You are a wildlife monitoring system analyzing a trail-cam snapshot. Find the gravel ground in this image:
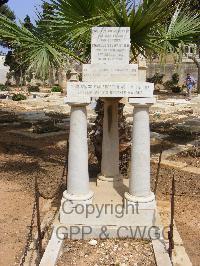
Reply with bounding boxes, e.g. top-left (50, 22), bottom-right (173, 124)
top-left (168, 146), bottom-right (200, 168)
top-left (57, 239), bottom-right (156, 266)
top-left (151, 164), bottom-right (200, 266)
top-left (0, 126), bottom-right (67, 266)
